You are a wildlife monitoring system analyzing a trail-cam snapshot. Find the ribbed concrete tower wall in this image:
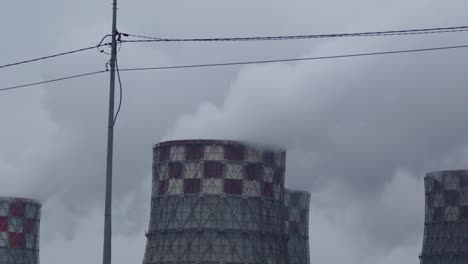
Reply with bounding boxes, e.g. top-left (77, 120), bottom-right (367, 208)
top-left (0, 197), bottom-right (41, 264)
top-left (420, 170), bottom-right (468, 264)
top-left (284, 189), bottom-right (310, 264)
top-left (143, 140), bottom-right (288, 264)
